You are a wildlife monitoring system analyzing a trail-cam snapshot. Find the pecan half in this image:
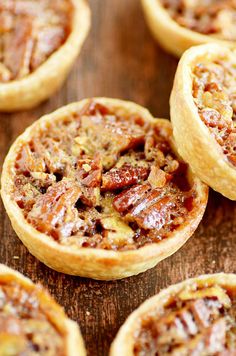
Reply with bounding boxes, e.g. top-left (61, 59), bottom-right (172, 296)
top-left (130, 196), bottom-right (174, 230)
top-left (113, 184), bottom-right (151, 214)
top-left (28, 179), bottom-right (81, 238)
top-left (102, 164), bottom-right (149, 191)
